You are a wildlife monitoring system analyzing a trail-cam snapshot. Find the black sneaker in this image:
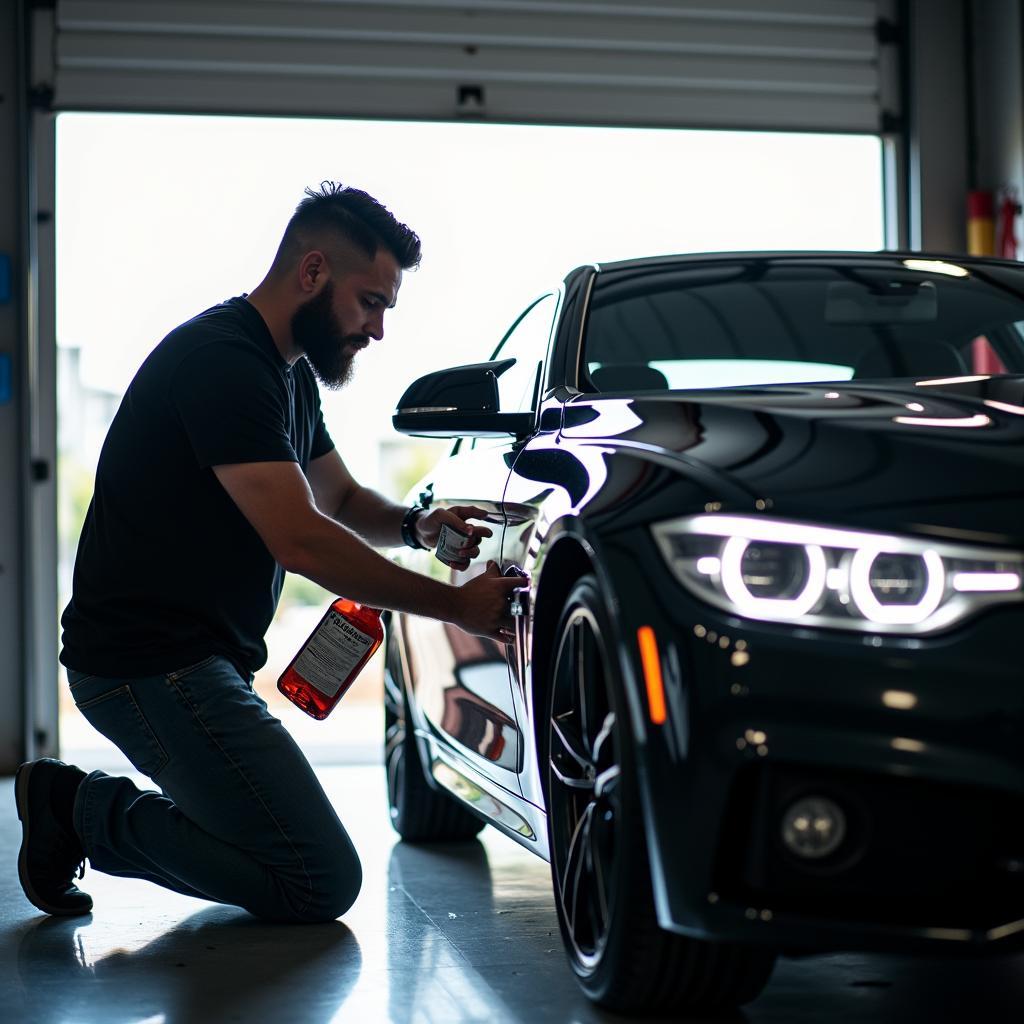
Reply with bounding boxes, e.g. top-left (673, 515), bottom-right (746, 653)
top-left (16, 759), bottom-right (92, 916)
